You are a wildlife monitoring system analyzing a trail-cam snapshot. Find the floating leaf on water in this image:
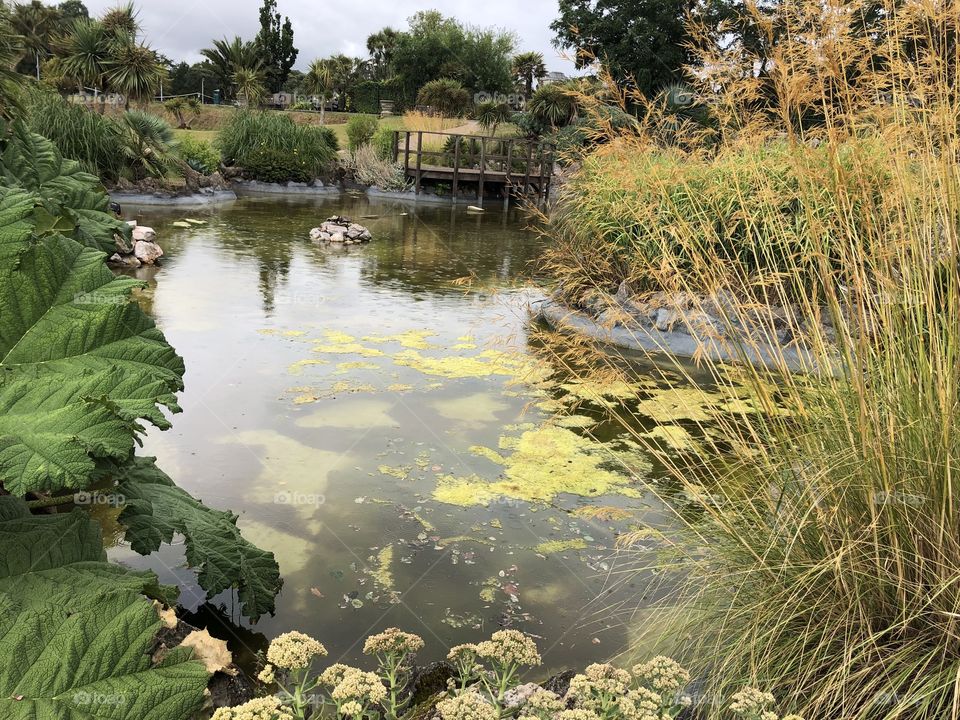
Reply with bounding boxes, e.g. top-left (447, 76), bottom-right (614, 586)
top-left (172, 220), bottom-right (192, 228)
top-left (351, 598), bottom-right (364, 608)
